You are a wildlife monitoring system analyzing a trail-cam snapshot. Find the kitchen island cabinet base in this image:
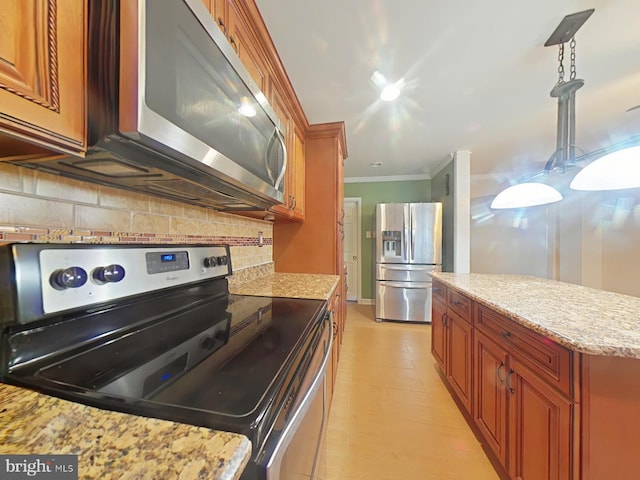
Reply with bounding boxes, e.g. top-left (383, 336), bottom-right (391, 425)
top-left (581, 354), bottom-right (640, 480)
top-left (433, 364), bottom-right (511, 480)
top-left (432, 273), bottom-right (640, 480)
